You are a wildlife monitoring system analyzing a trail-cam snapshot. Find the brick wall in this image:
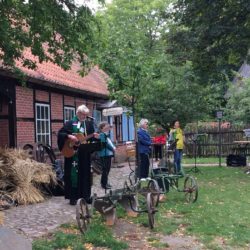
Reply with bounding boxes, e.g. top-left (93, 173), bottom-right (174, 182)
top-left (51, 123), bottom-right (62, 149)
top-left (64, 95), bottom-right (75, 106)
top-left (16, 86), bottom-right (34, 118)
top-left (75, 98), bottom-right (85, 111)
top-left (16, 121), bottom-right (35, 145)
top-left (15, 86), bottom-right (34, 146)
top-left (51, 93), bottom-right (63, 120)
top-left (14, 85), bottom-right (106, 151)
top-left (35, 90), bottom-right (49, 102)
